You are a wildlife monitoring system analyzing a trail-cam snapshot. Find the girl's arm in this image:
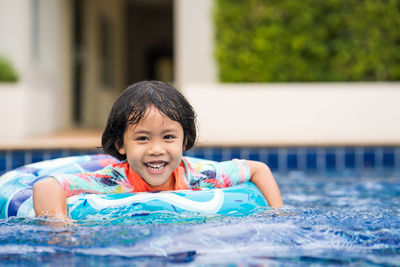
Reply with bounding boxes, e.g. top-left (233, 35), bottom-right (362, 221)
top-left (247, 160), bottom-right (283, 208)
top-left (33, 177), bottom-right (69, 220)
